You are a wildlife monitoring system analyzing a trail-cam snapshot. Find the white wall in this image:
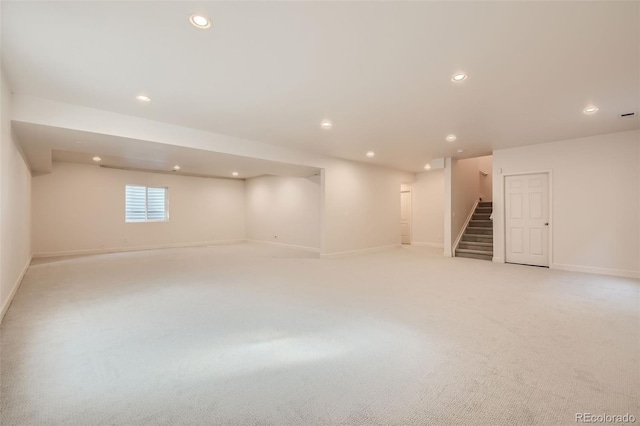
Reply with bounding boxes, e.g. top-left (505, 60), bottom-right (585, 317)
top-left (32, 162), bottom-right (245, 256)
top-left (245, 174), bottom-right (321, 250)
top-left (321, 160), bottom-right (414, 256)
top-left (478, 155), bottom-right (493, 201)
top-left (493, 130), bottom-right (640, 278)
top-left (1, 68), bottom-right (32, 321)
top-left (451, 157), bottom-right (481, 248)
top-left (411, 170), bottom-right (445, 247)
